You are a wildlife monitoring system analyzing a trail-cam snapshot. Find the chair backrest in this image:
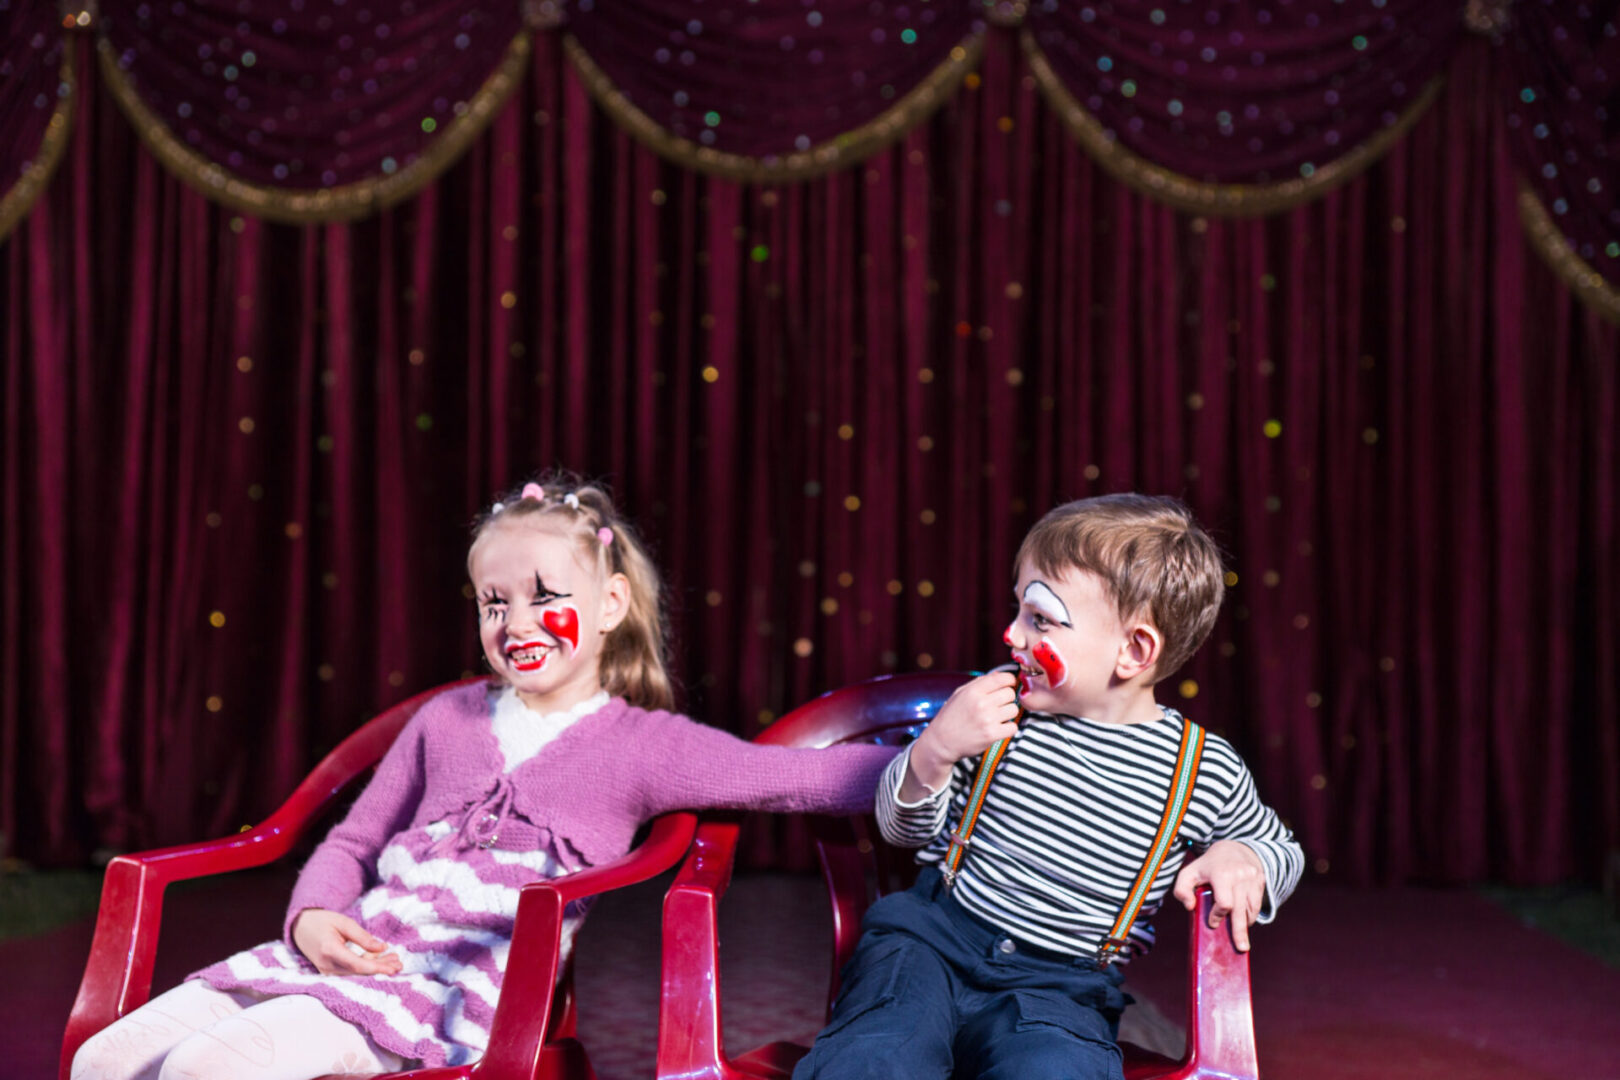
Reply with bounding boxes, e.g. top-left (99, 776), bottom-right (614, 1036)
top-left (757, 671), bottom-right (970, 999)
top-left (658, 672), bottom-right (1257, 1080)
top-left (753, 671), bottom-right (968, 751)
top-left (271, 676), bottom-right (492, 838)
top-left (60, 677), bottom-right (502, 1077)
